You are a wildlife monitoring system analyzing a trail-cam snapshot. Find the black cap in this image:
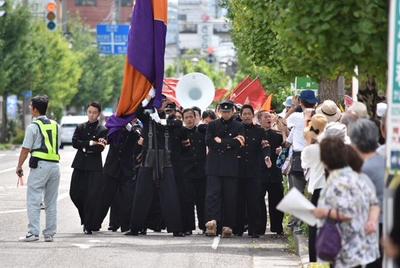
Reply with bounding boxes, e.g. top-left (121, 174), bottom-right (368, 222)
top-left (165, 102), bottom-right (177, 110)
top-left (219, 100), bottom-right (235, 112)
